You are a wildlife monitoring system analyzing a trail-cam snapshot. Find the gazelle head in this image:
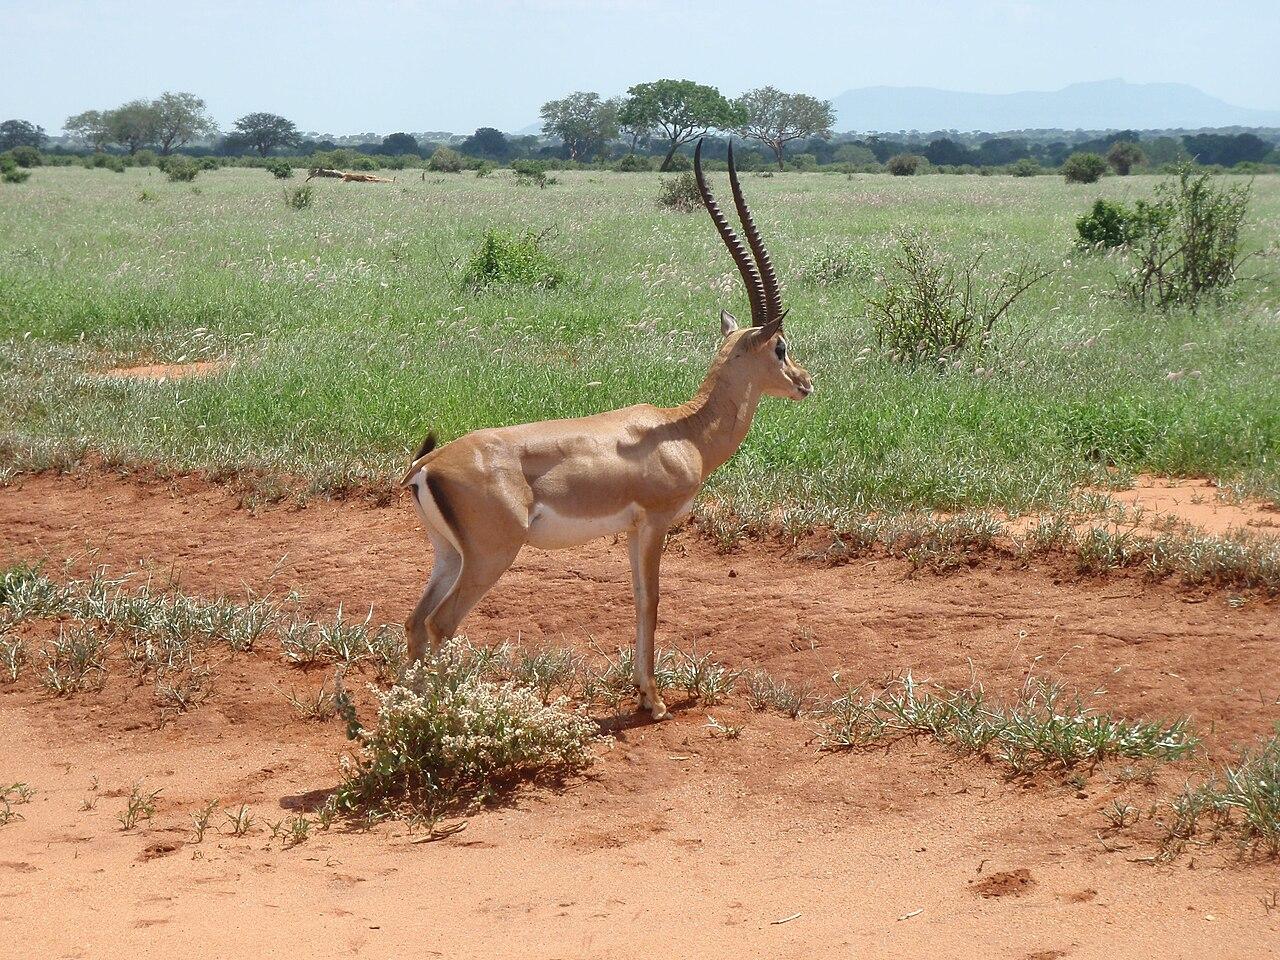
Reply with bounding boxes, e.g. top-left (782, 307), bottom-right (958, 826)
top-left (695, 139), bottom-right (813, 402)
